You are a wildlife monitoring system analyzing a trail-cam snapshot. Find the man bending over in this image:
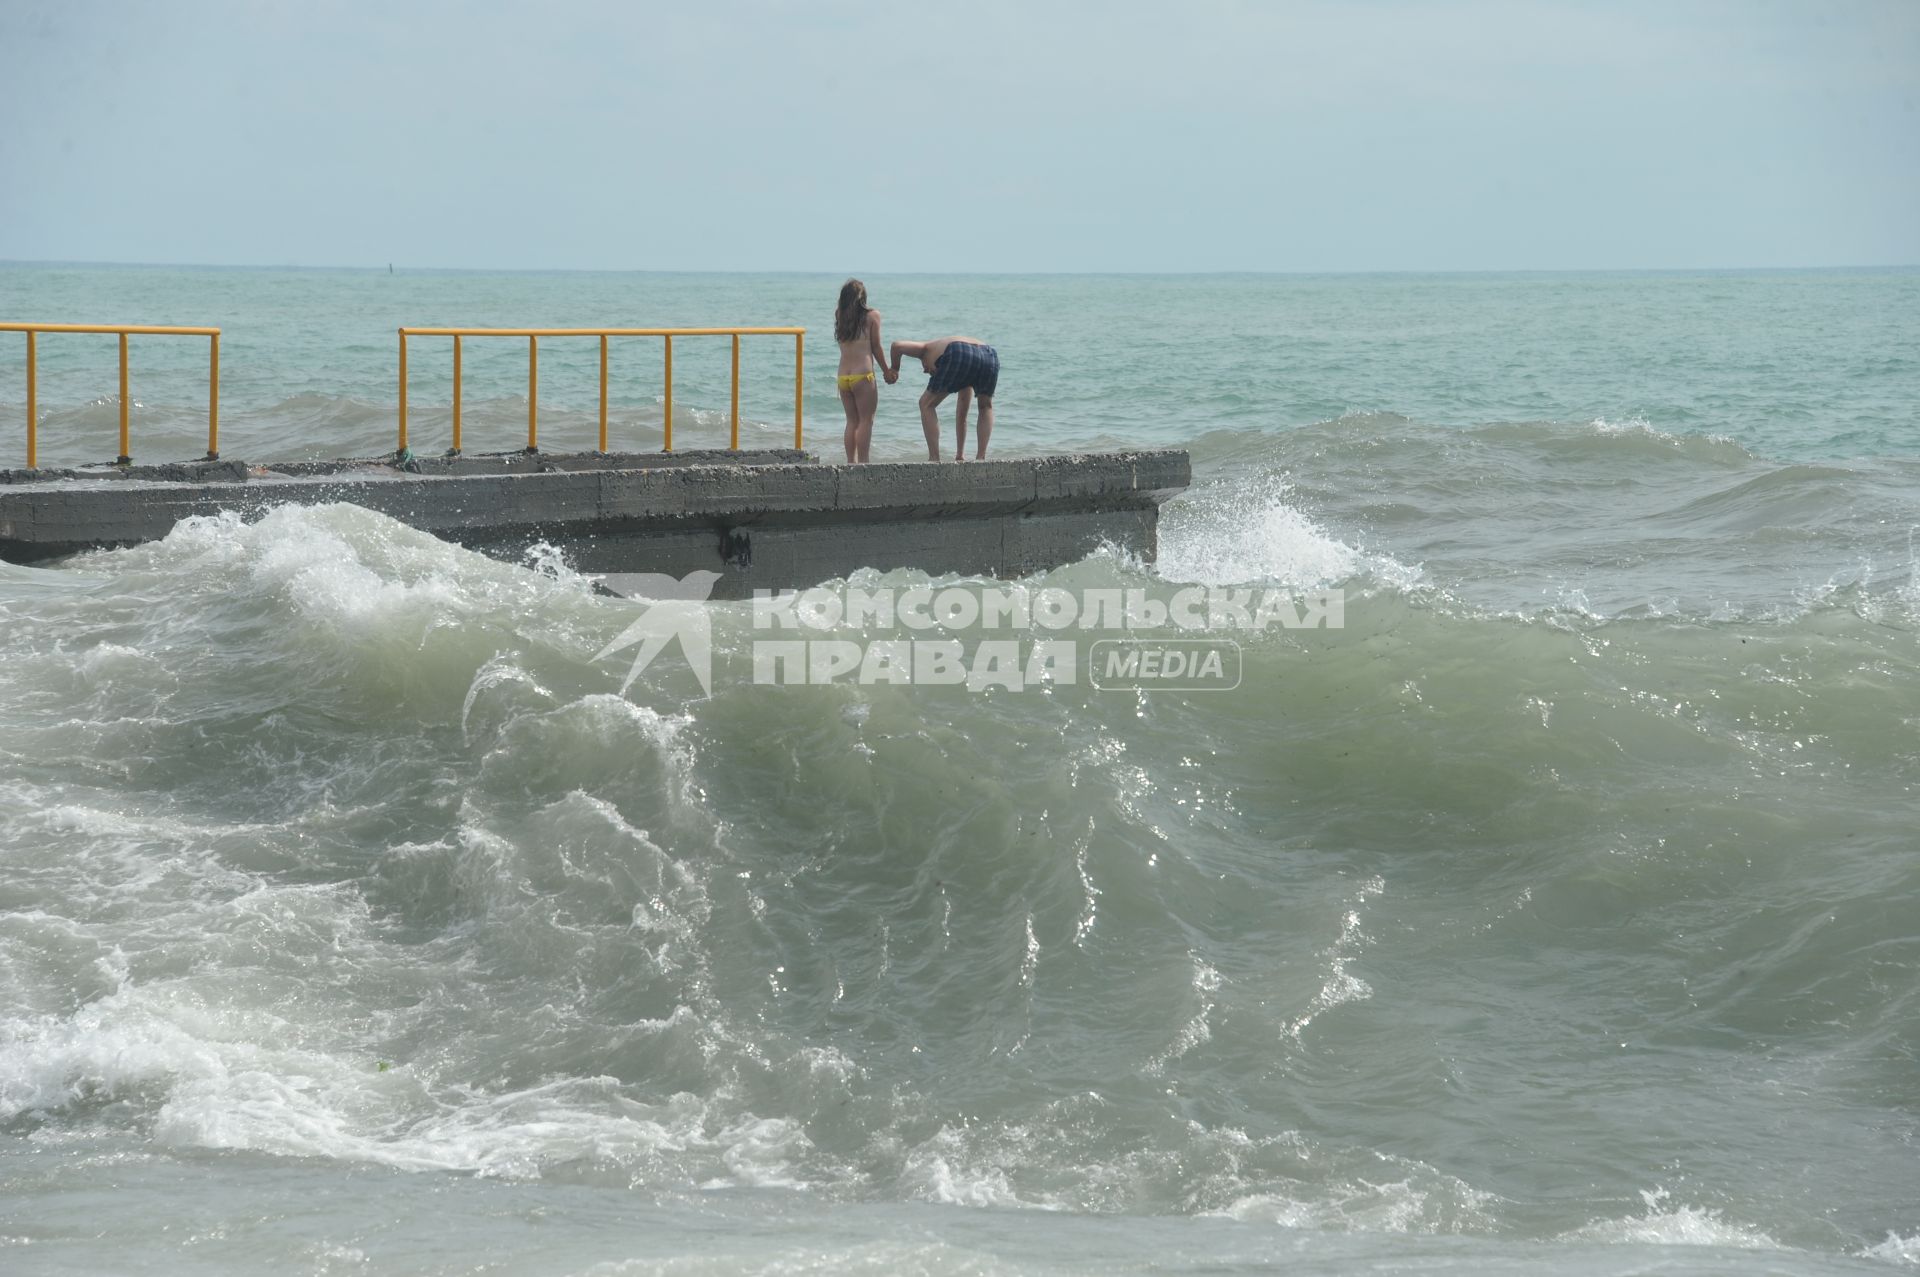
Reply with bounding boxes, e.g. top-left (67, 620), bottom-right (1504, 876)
top-left (886, 336), bottom-right (1000, 461)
